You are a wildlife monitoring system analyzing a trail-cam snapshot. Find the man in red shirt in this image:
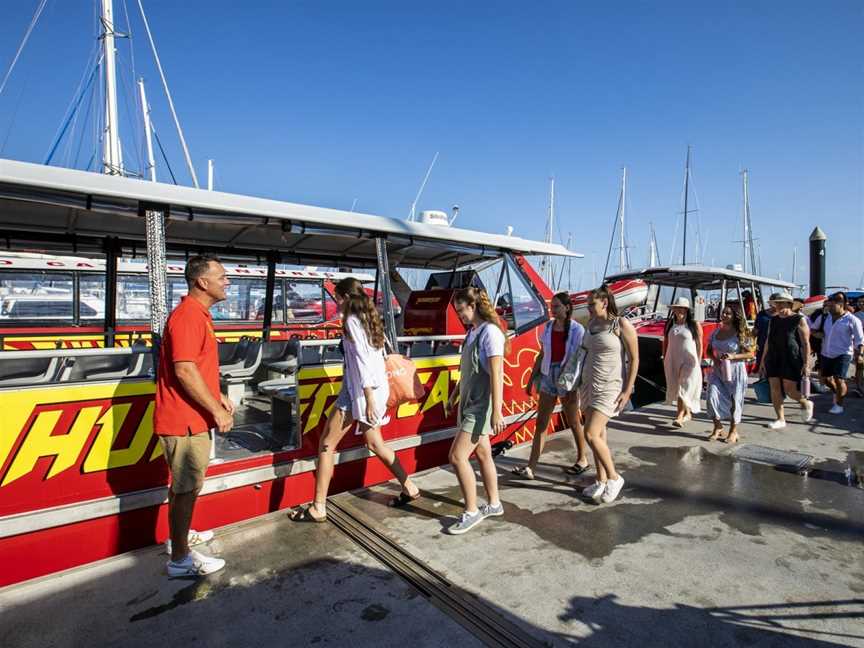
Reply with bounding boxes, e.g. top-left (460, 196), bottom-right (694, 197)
top-left (155, 254), bottom-right (234, 577)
